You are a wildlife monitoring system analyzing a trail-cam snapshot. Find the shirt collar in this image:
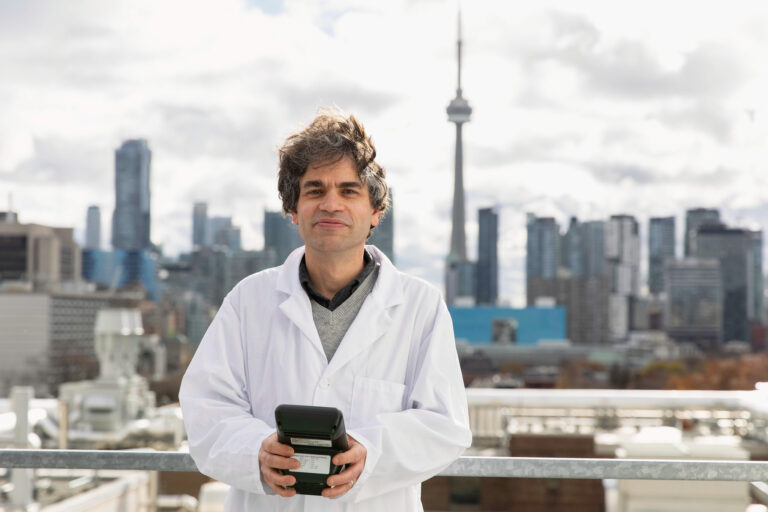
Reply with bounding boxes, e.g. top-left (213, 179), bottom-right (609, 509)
top-left (299, 249), bottom-right (375, 311)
